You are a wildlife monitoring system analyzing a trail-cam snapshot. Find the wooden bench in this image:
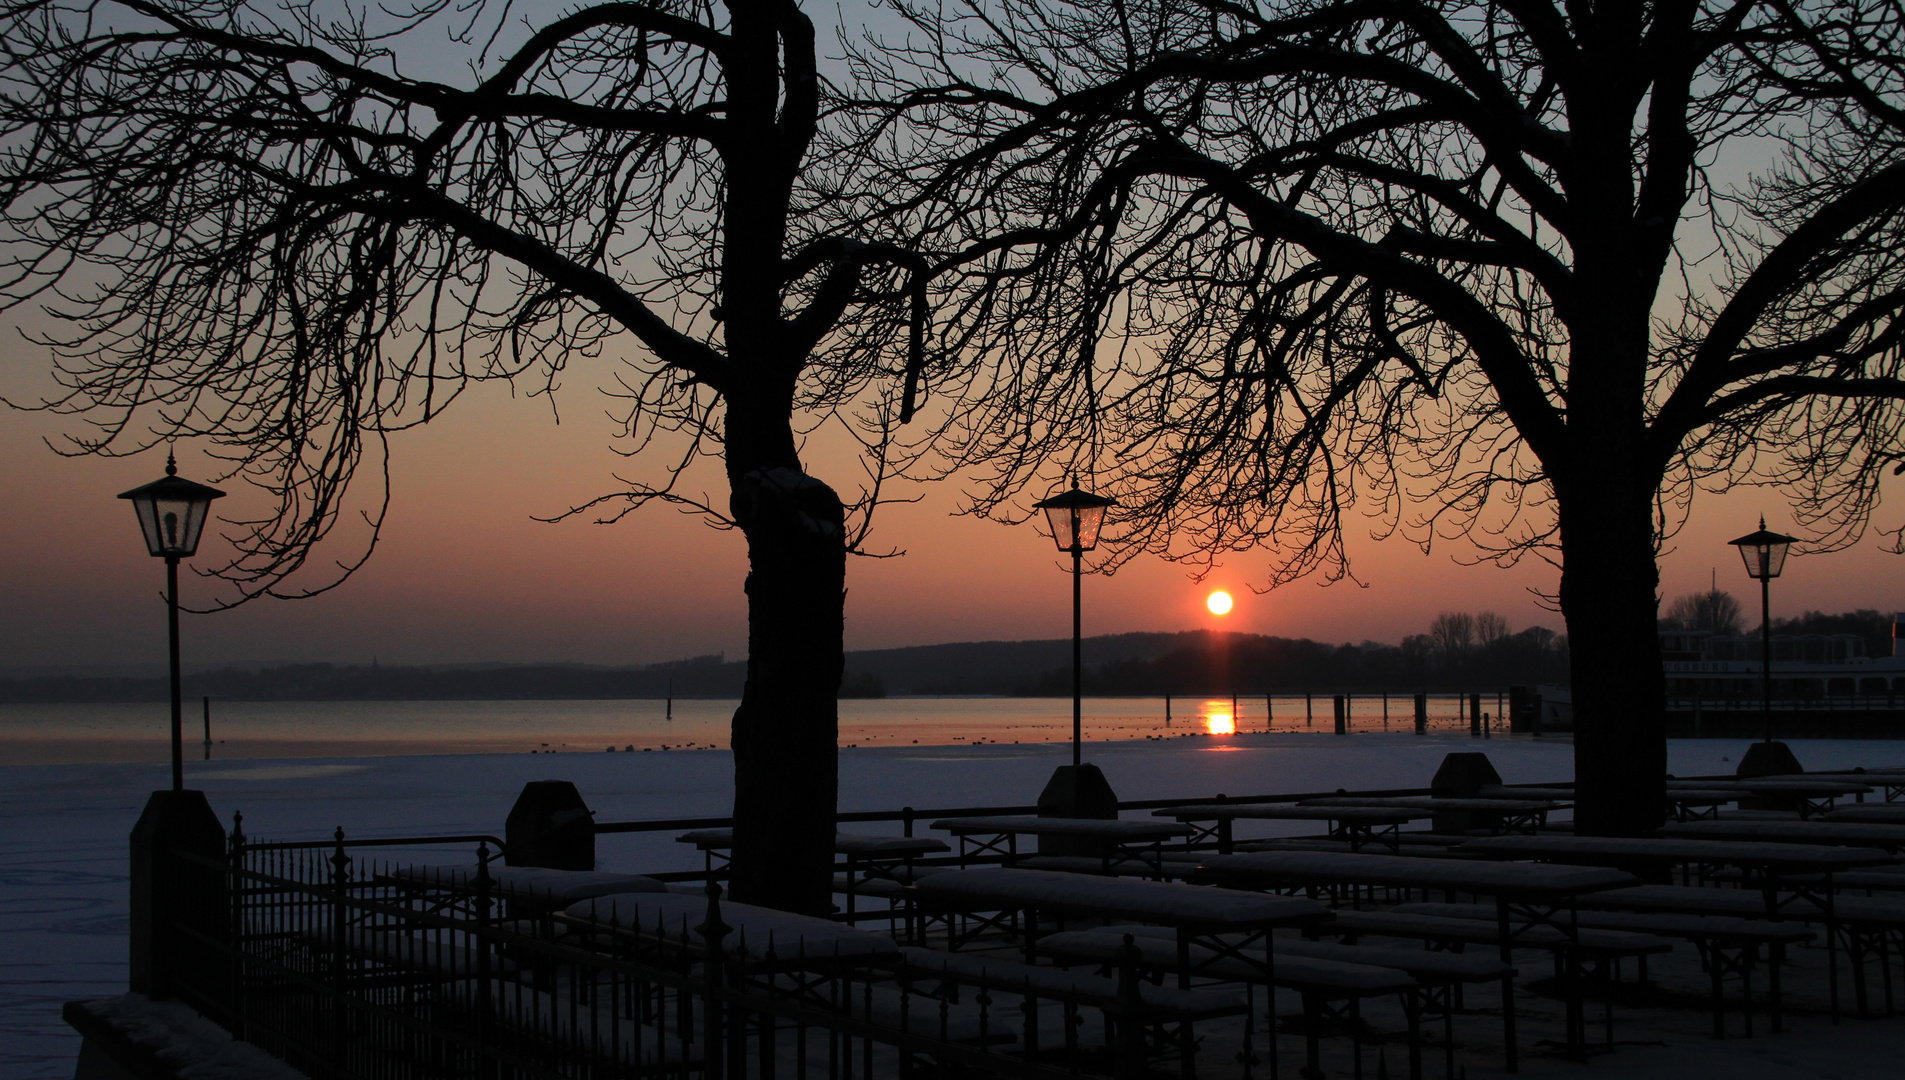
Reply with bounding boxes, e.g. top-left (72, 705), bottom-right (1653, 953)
top-left (1572, 884), bottom-right (1905, 1017)
top-left (1036, 926), bottom-right (1423, 1080)
top-left (898, 944), bottom-right (1247, 1078)
top-left (1110, 925), bottom-right (1514, 1080)
top-left (1393, 900), bottom-right (1815, 1036)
